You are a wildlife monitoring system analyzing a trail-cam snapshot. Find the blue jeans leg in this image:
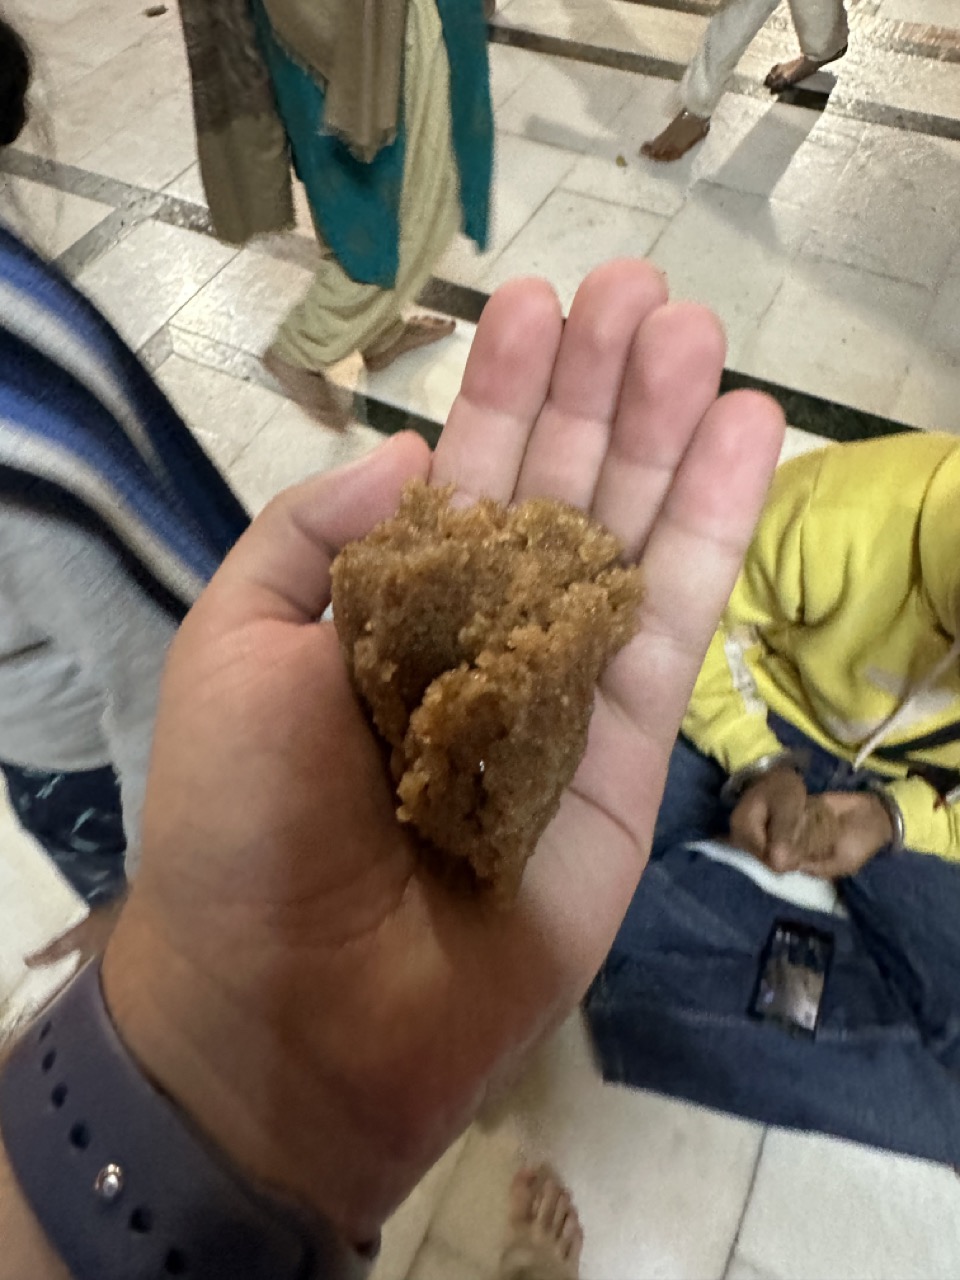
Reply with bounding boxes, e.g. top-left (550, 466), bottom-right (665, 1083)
top-left (1, 762), bottom-right (127, 907)
top-left (651, 734), bottom-right (728, 860)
